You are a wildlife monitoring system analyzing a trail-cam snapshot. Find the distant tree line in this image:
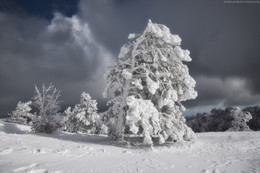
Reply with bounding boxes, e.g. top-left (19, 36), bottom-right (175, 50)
top-left (186, 106), bottom-right (260, 132)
